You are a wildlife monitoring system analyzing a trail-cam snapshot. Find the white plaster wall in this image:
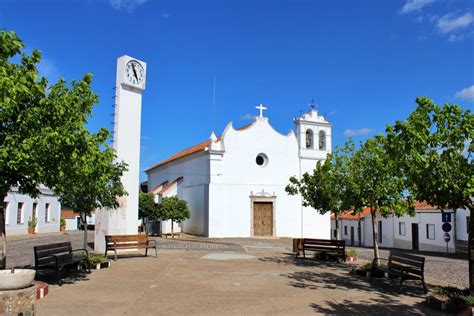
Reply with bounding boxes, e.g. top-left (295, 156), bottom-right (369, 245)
top-left (147, 153), bottom-right (209, 236)
top-left (336, 219), bottom-right (364, 246)
top-left (456, 208), bottom-right (469, 241)
top-left (4, 187), bottom-right (60, 236)
top-left (363, 216), bottom-right (394, 249)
